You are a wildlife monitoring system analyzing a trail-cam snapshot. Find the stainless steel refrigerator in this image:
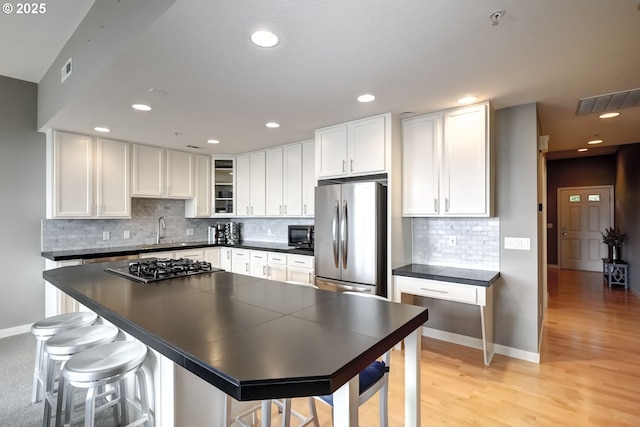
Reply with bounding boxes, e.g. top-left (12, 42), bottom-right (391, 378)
top-left (314, 181), bottom-right (387, 295)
